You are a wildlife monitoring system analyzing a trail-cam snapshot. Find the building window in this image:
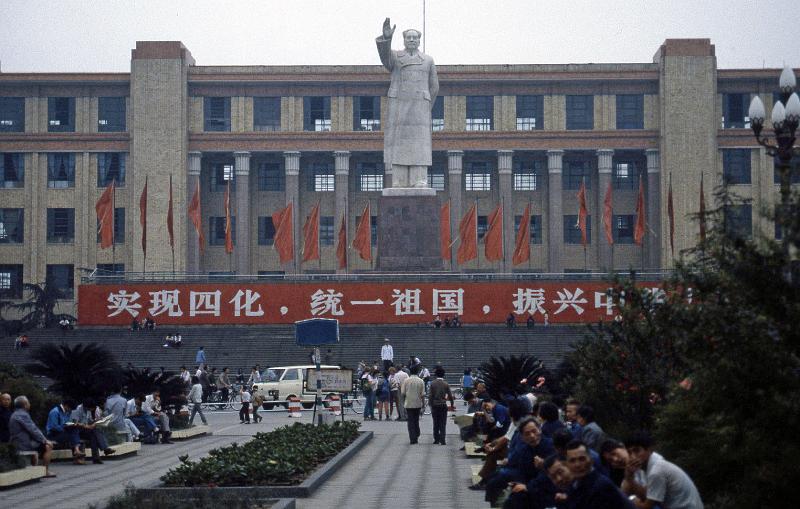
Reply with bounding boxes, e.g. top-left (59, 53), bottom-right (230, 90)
top-left (254, 97), bottom-right (281, 131)
top-left (477, 215), bottom-right (488, 240)
top-left (258, 216), bottom-right (276, 246)
top-left (613, 162), bottom-right (640, 190)
top-left (466, 96), bottom-right (493, 131)
top-left (303, 96), bottom-right (331, 131)
top-left (258, 162), bottom-right (284, 191)
top-left (724, 205), bottom-right (752, 239)
top-left (0, 153), bottom-right (24, 188)
top-left (354, 96), bottom-right (381, 131)
top-left (370, 216), bottom-right (378, 245)
top-left (516, 95), bottom-right (543, 130)
top-left (722, 149), bottom-right (751, 185)
top-left (722, 93), bottom-right (750, 129)
top-left (204, 97), bottom-right (231, 131)
top-left (616, 94), bottom-right (644, 129)
top-left (514, 215), bottom-right (543, 244)
top-left (513, 160), bottom-right (543, 191)
top-left (307, 162), bottom-right (334, 191)
top-left (96, 208), bottom-right (125, 244)
top-left (47, 208), bottom-right (75, 243)
top-left (564, 215), bottom-right (591, 244)
top-left (320, 216), bottom-right (334, 245)
top-left (209, 216), bottom-right (236, 245)
top-left (773, 155), bottom-right (800, 184)
top-left (98, 97), bottom-right (126, 132)
top-left (48, 97), bottom-right (75, 132)
top-left (431, 96), bottom-right (444, 131)
top-left (0, 97), bottom-right (25, 132)
top-left (563, 159), bottom-right (592, 190)
top-left (358, 162), bottom-right (384, 191)
top-left (97, 153), bottom-right (126, 187)
top-left (46, 264), bottom-right (74, 299)
top-left (0, 264), bottom-right (23, 299)
top-left (613, 215), bottom-right (635, 244)
top-left (96, 263), bottom-right (124, 274)
top-left (428, 164), bottom-right (445, 191)
top-left (465, 161), bottom-right (491, 191)
top-left (210, 163), bottom-right (235, 192)
top-left (566, 95), bottom-right (593, 130)
top-left (0, 209), bottom-right (24, 244)
top-left (47, 153), bottom-right (75, 188)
